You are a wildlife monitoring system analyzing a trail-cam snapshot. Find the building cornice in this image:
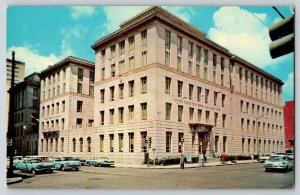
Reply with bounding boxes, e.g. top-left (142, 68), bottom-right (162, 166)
top-left (40, 56), bottom-right (94, 78)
